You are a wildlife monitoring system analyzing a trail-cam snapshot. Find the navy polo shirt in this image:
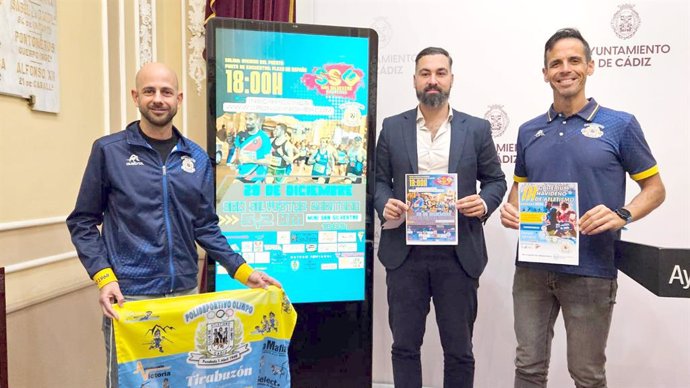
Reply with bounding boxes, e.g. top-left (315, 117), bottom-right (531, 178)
top-left (513, 98), bottom-right (659, 278)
